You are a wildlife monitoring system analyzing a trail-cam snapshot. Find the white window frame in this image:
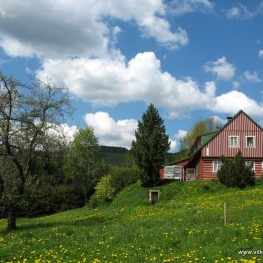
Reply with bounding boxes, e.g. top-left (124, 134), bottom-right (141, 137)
top-left (245, 161), bottom-right (255, 171)
top-left (213, 161), bottom-right (222, 172)
top-left (245, 136), bottom-right (256, 148)
top-left (229, 136), bottom-right (239, 148)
